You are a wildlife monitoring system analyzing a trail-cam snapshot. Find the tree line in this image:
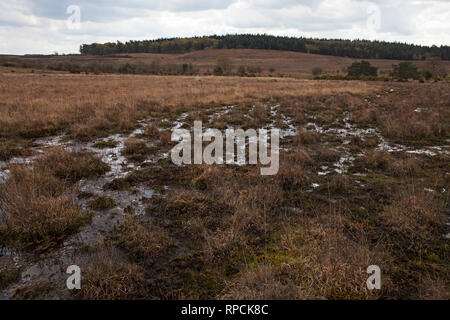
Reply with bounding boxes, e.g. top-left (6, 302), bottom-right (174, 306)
top-left (314, 59), bottom-right (447, 81)
top-left (80, 34), bottom-right (450, 61)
